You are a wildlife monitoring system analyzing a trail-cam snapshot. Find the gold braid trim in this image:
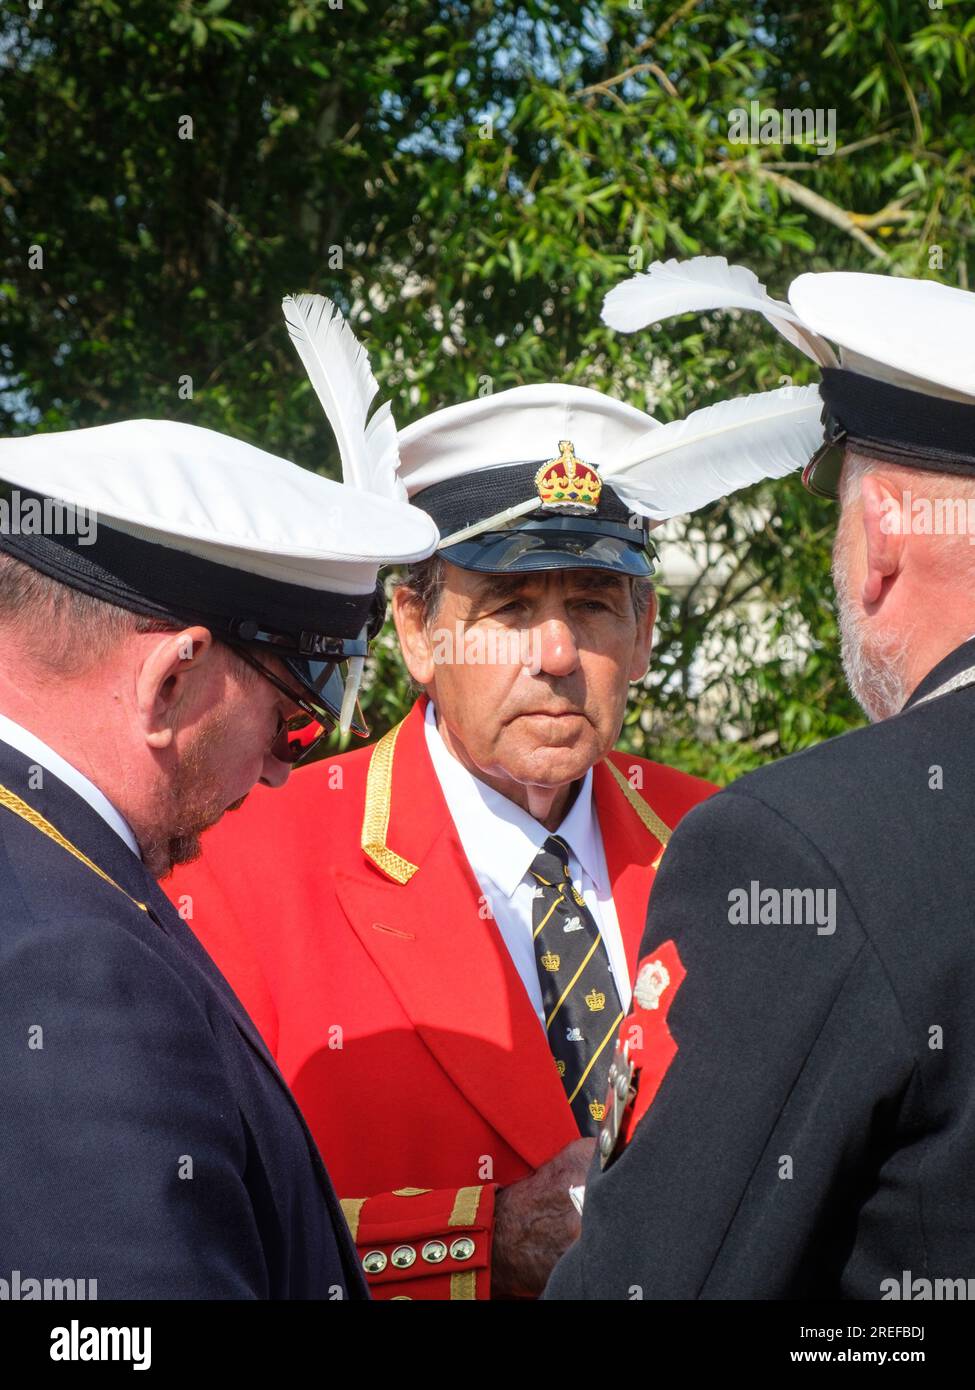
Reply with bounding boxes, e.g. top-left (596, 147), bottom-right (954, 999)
top-left (603, 759), bottom-right (672, 866)
top-left (361, 720), bottom-right (419, 885)
top-left (447, 1189), bottom-right (484, 1299)
top-left (448, 1185), bottom-right (483, 1227)
top-left (0, 783), bottom-right (149, 913)
top-left (339, 1197), bottom-right (367, 1242)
